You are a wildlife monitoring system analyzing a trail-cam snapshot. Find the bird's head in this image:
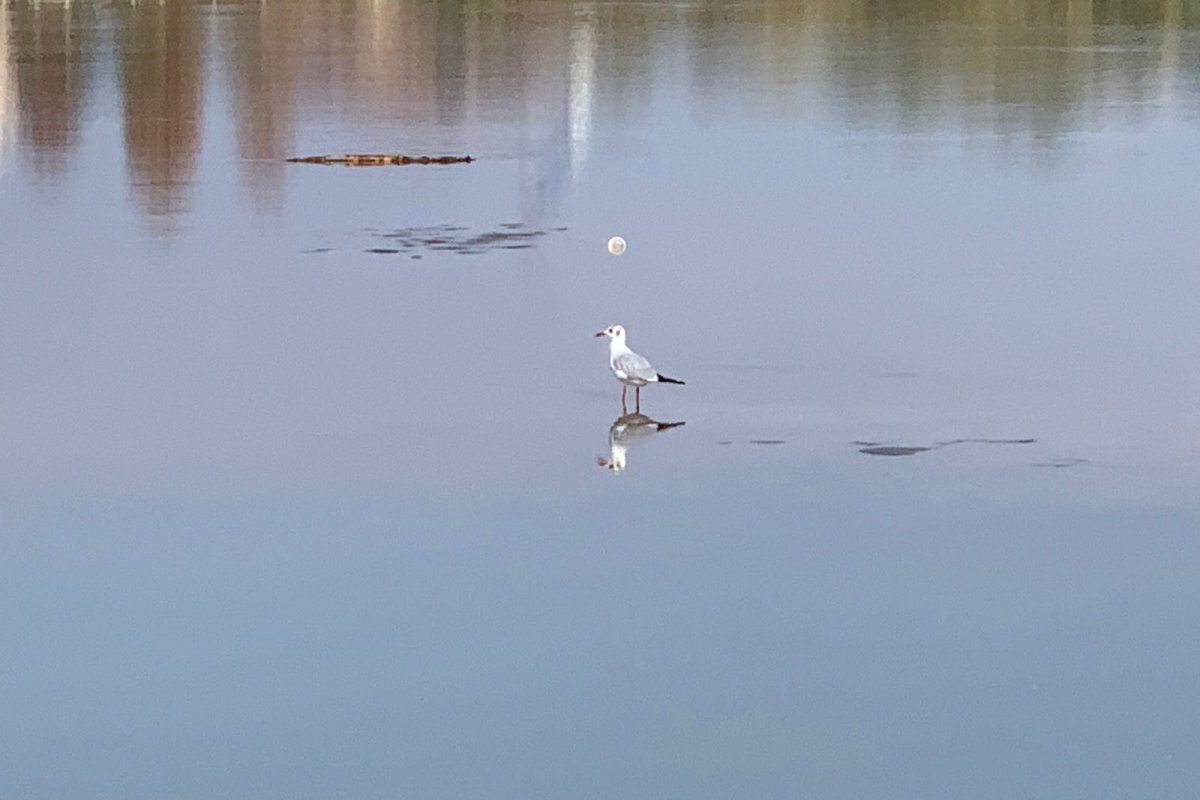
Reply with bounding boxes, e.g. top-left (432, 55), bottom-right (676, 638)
top-left (594, 324), bottom-right (626, 342)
